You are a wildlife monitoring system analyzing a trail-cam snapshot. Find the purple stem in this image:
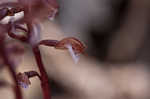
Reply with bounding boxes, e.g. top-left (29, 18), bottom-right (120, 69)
top-left (32, 46), bottom-right (51, 99)
top-left (0, 39), bottom-right (22, 99)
